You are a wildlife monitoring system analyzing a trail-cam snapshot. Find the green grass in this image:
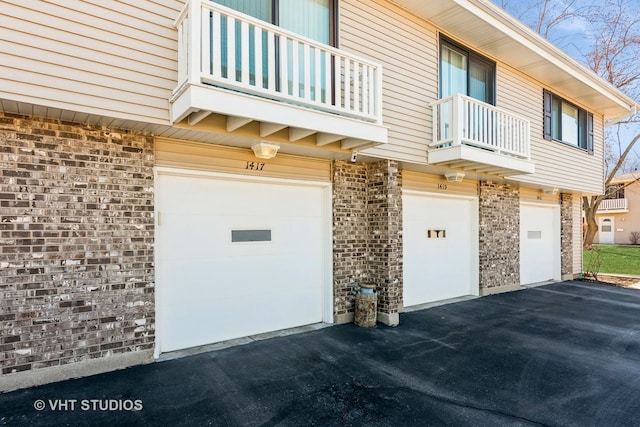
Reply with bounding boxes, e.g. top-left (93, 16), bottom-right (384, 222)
top-left (583, 245), bottom-right (640, 275)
